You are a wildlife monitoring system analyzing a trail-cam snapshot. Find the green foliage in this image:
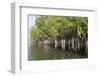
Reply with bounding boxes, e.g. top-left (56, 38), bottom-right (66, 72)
top-left (30, 16), bottom-right (88, 41)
